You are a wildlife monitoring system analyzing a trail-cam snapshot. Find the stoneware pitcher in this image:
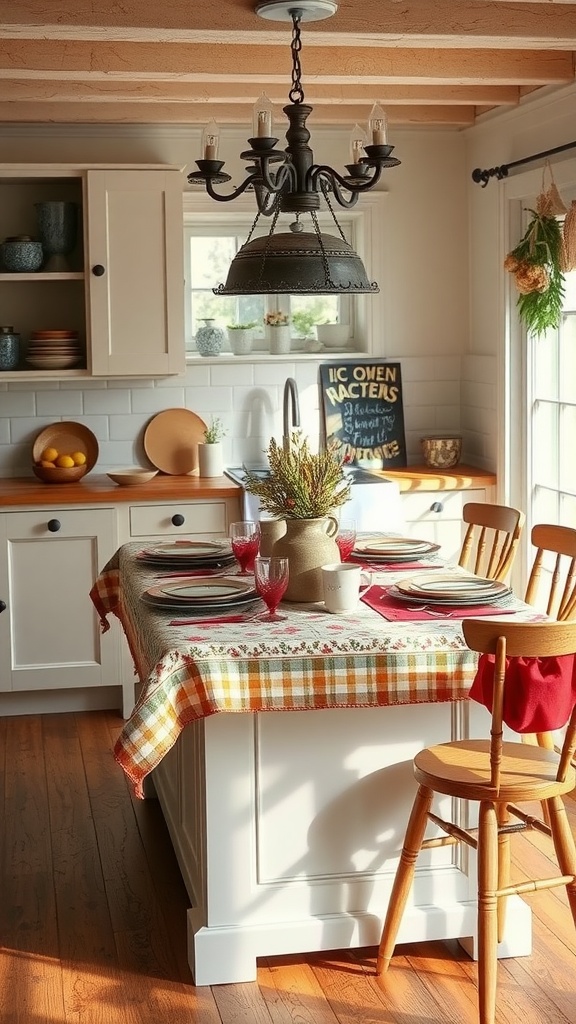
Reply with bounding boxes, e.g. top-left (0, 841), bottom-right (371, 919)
top-left (272, 516), bottom-right (339, 602)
